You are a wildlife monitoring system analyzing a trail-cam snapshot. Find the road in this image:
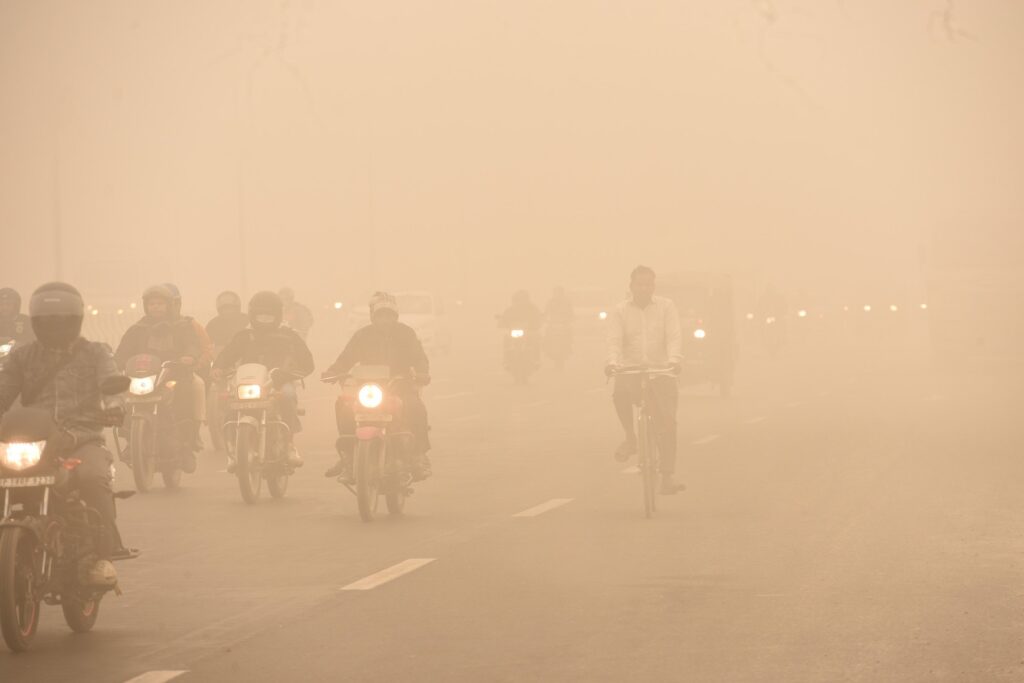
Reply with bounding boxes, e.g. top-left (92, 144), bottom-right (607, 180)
top-left (2, 334), bottom-right (1023, 682)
